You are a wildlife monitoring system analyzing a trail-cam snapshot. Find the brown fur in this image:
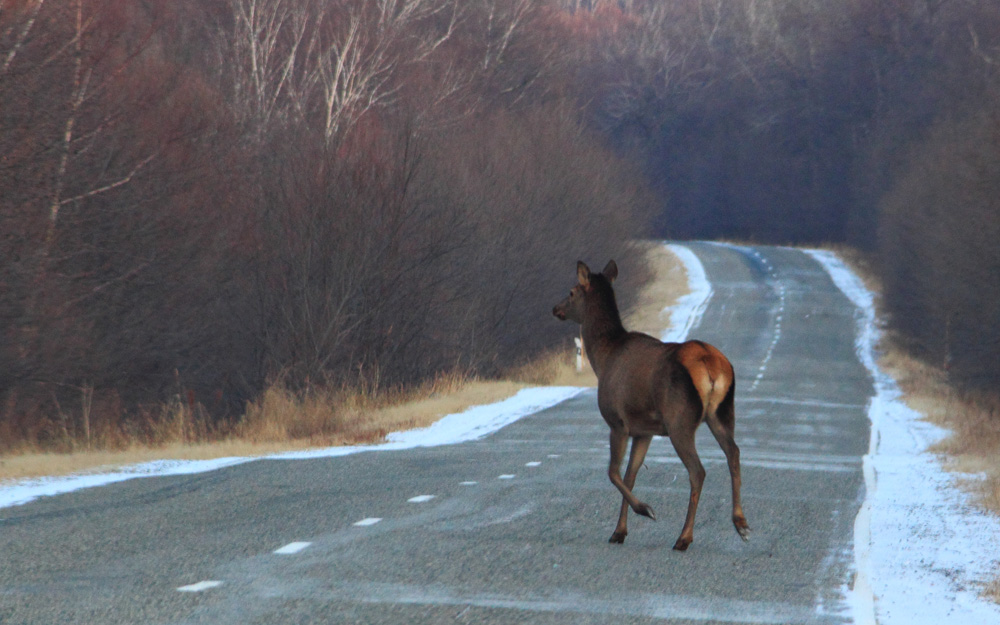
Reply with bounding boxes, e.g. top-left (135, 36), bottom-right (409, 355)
top-left (553, 260), bottom-right (749, 550)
